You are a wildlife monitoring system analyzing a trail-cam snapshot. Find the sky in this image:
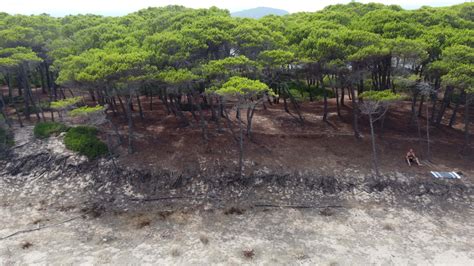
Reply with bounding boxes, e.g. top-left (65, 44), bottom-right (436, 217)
top-left (0, 0), bottom-right (468, 17)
